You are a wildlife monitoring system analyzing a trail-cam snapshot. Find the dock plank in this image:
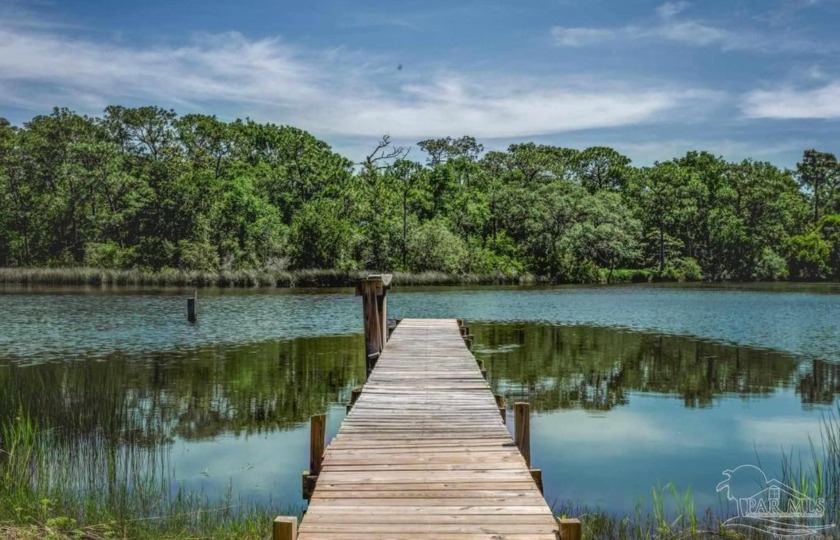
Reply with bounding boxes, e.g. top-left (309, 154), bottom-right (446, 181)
top-left (298, 318), bottom-right (559, 539)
